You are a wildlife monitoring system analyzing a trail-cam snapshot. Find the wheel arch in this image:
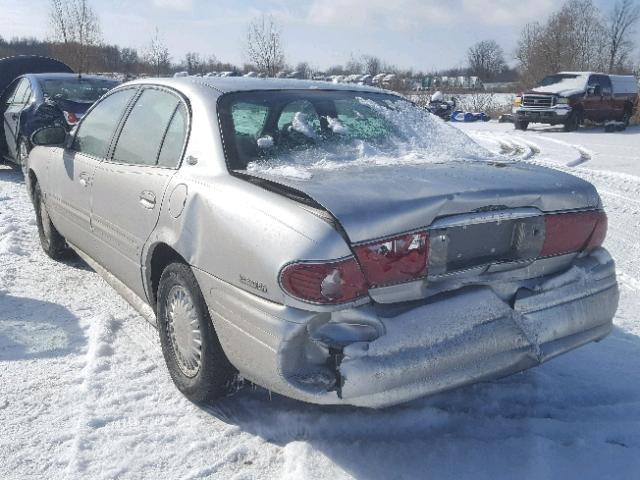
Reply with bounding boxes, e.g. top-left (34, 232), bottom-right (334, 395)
top-left (145, 242), bottom-right (189, 311)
